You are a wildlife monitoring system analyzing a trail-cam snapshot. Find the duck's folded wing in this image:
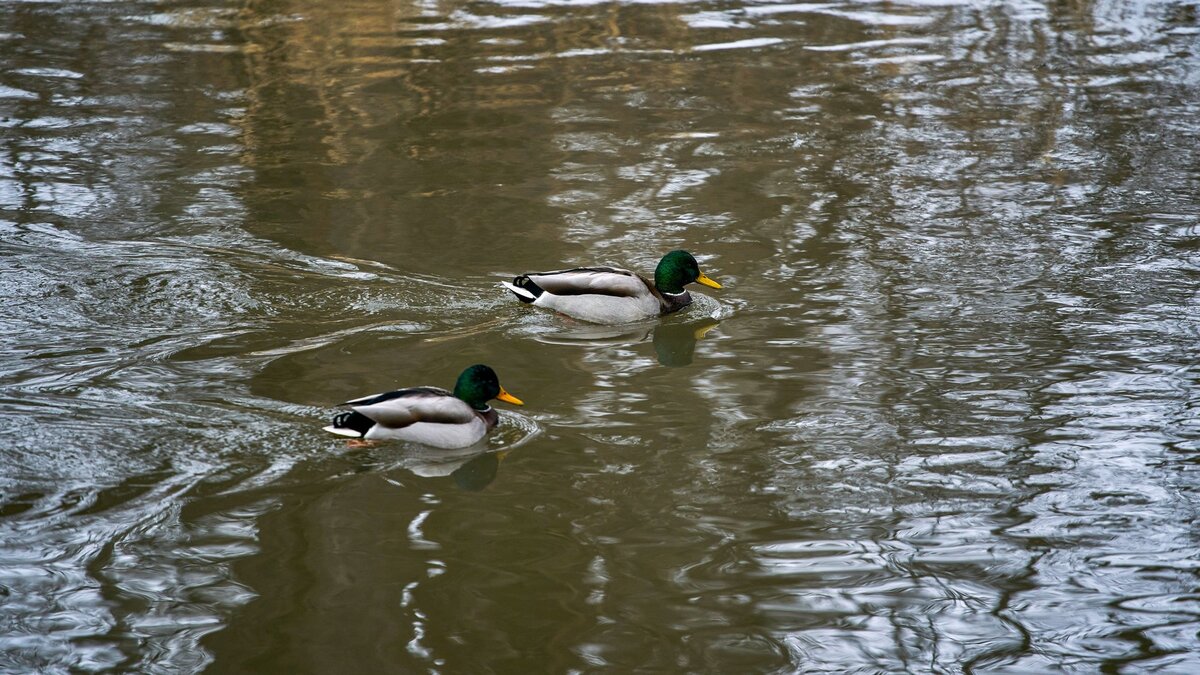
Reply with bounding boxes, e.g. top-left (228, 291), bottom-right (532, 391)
top-left (527, 267), bottom-right (650, 297)
top-left (346, 387), bottom-right (477, 427)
